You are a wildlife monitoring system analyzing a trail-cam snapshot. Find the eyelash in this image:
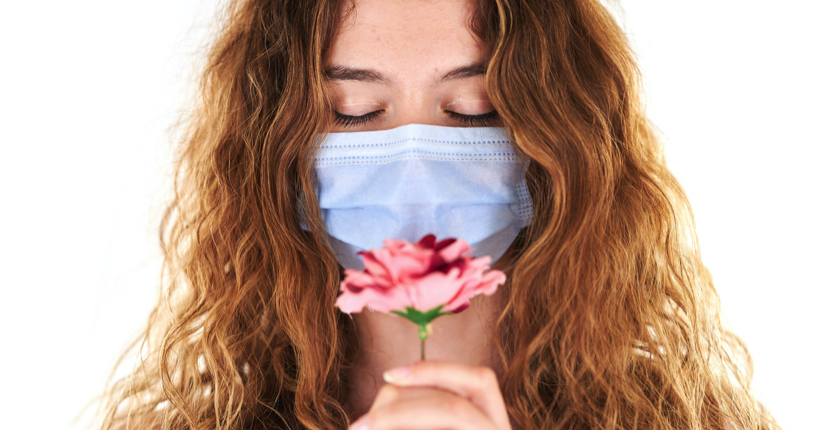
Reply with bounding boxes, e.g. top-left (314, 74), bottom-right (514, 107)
top-left (332, 109), bottom-right (499, 128)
